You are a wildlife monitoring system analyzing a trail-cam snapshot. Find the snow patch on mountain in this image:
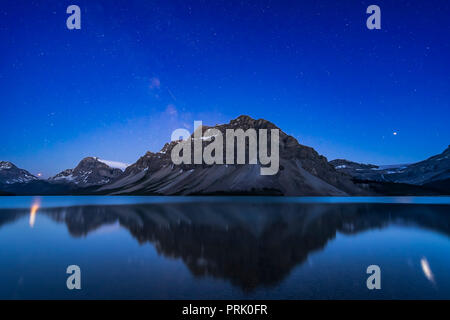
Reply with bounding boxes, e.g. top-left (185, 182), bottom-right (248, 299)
top-left (97, 159), bottom-right (129, 171)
